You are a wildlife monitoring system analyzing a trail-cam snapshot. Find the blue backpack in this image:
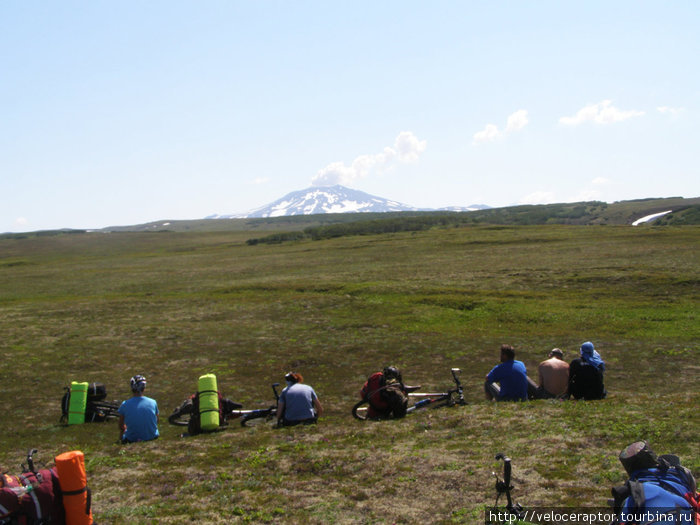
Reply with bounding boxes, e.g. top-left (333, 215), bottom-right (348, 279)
top-left (611, 458), bottom-right (699, 524)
